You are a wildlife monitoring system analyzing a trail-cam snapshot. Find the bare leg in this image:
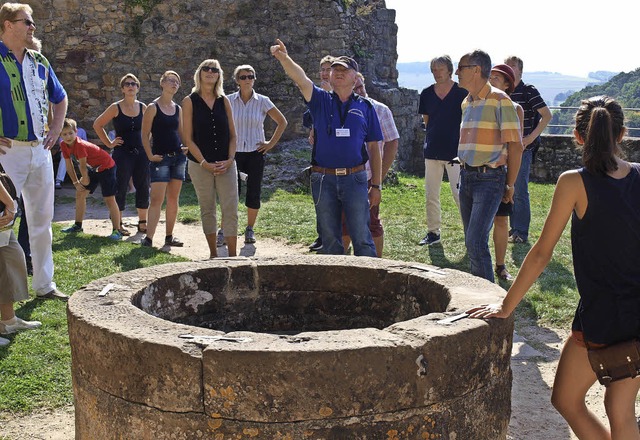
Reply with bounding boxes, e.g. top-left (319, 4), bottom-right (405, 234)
top-left (493, 216), bottom-right (508, 266)
top-left (164, 179), bottom-right (183, 237)
top-left (551, 337), bottom-right (611, 439)
top-left (605, 376), bottom-right (640, 439)
top-left (373, 234), bottom-right (383, 258)
top-left (226, 235), bottom-right (237, 257)
top-left (146, 182), bottom-right (168, 241)
top-left (104, 196), bottom-right (121, 232)
top-left (75, 190), bottom-right (88, 223)
top-left (205, 232), bottom-right (217, 258)
top-left (342, 235), bottom-right (351, 254)
top-left (0, 303), bottom-right (15, 321)
top-left (137, 208), bottom-right (148, 231)
top-left (247, 207), bottom-right (259, 229)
